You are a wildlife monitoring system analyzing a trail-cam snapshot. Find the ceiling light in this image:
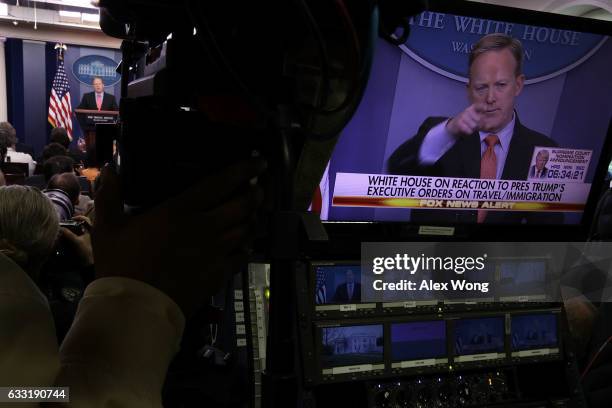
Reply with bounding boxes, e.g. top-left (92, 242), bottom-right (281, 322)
top-left (81, 12), bottom-right (99, 23)
top-left (0, 3), bottom-right (8, 16)
top-left (59, 10), bottom-right (81, 18)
